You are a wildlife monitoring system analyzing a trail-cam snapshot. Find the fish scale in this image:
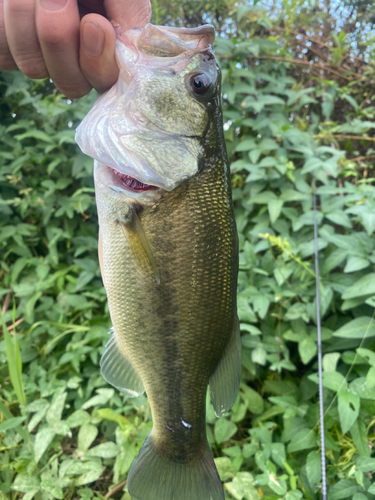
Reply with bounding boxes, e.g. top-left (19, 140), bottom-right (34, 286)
top-left (76, 22), bottom-right (241, 500)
